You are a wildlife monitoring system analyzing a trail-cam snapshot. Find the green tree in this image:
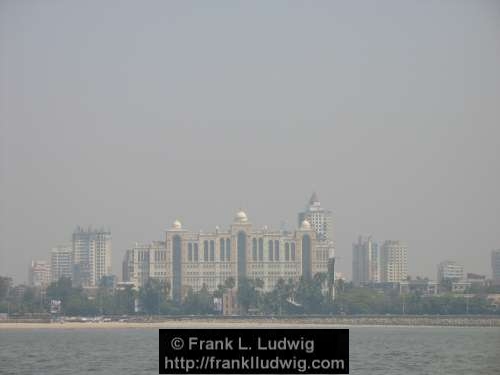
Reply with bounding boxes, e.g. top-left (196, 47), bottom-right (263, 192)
top-left (296, 273), bottom-right (327, 314)
top-left (45, 277), bottom-right (99, 316)
top-left (10, 286), bottom-right (44, 314)
top-left (138, 278), bottom-right (169, 315)
top-left (224, 277), bottom-right (236, 290)
top-left (237, 277), bottom-right (263, 315)
top-left (64, 293), bottom-right (98, 316)
top-left (46, 277), bottom-right (73, 303)
top-left (113, 285), bottom-right (136, 315)
top-left (95, 280), bottom-right (116, 315)
top-left (261, 278), bottom-right (297, 315)
top-left (182, 284), bottom-right (214, 314)
top-left (0, 276), bottom-right (12, 301)
top-left (214, 277), bottom-right (237, 299)
top-left (213, 284), bottom-right (226, 299)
